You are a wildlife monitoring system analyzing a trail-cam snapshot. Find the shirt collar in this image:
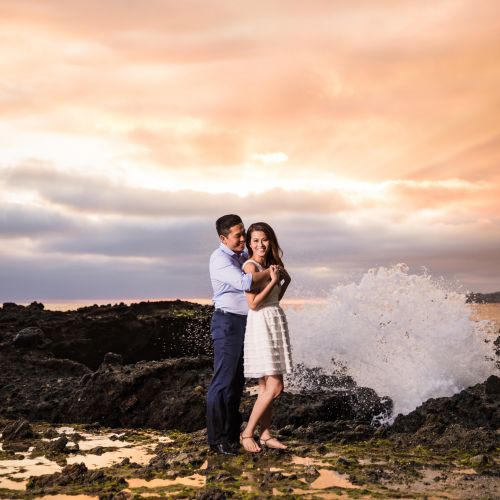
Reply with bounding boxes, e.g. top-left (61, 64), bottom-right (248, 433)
top-left (219, 243), bottom-right (247, 259)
